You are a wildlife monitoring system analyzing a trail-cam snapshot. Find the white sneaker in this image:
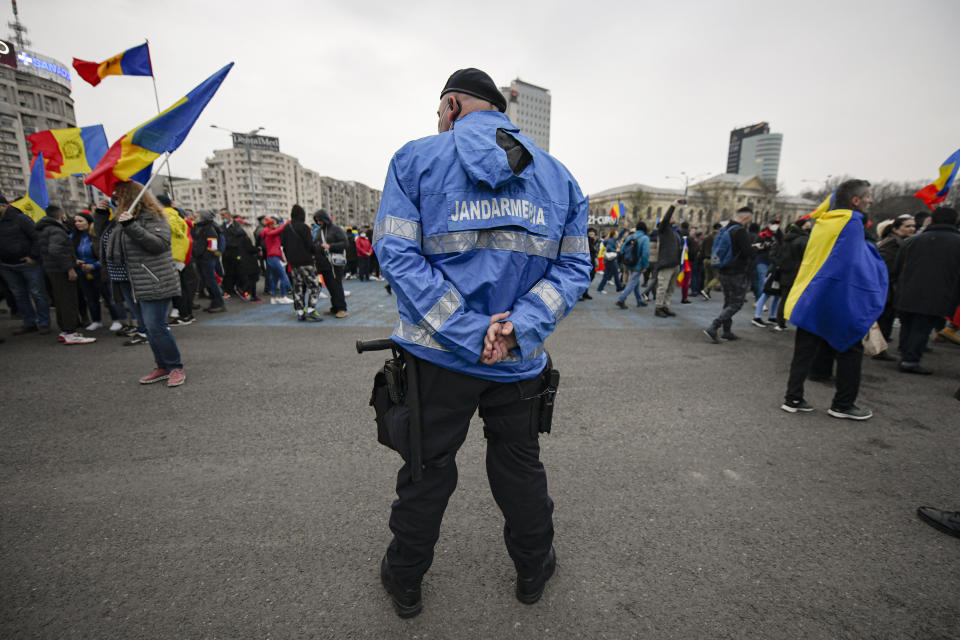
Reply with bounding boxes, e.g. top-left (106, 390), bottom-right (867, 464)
top-left (170, 308), bottom-right (180, 319)
top-left (278, 296), bottom-right (294, 304)
top-left (85, 321), bottom-right (102, 331)
top-left (270, 297), bottom-right (279, 304)
top-left (109, 321), bottom-right (123, 332)
top-left (344, 290), bottom-right (351, 297)
top-left (318, 291), bottom-right (329, 299)
top-left (63, 332), bottom-right (96, 345)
